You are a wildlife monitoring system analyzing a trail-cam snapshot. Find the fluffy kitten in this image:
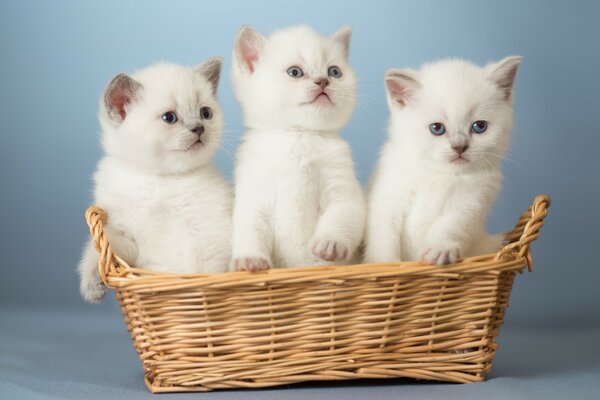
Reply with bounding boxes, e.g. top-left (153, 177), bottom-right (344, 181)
top-left (230, 25), bottom-right (366, 271)
top-left (365, 56), bottom-right (522, 265)
top-left (79, 59), bottom-right (232, 303)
